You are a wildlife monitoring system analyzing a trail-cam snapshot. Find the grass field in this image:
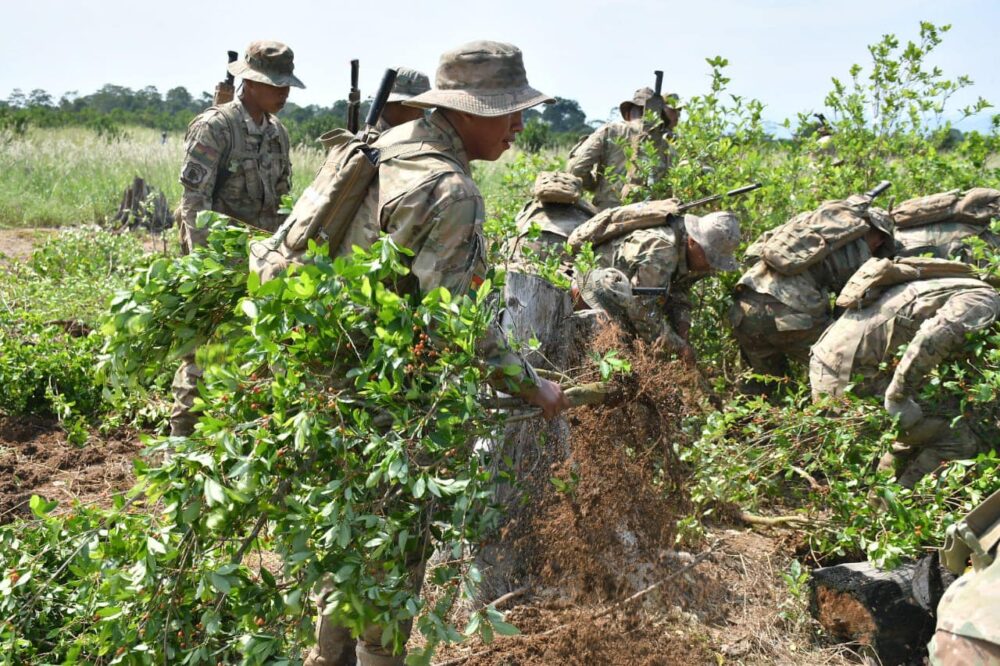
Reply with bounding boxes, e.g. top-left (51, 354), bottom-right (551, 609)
top-left (0, 126), bottom-right (326, 229)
